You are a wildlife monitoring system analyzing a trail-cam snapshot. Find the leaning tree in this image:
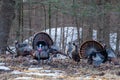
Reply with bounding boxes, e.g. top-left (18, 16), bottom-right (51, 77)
top-left (0, 0), bottom-right (15, 54)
